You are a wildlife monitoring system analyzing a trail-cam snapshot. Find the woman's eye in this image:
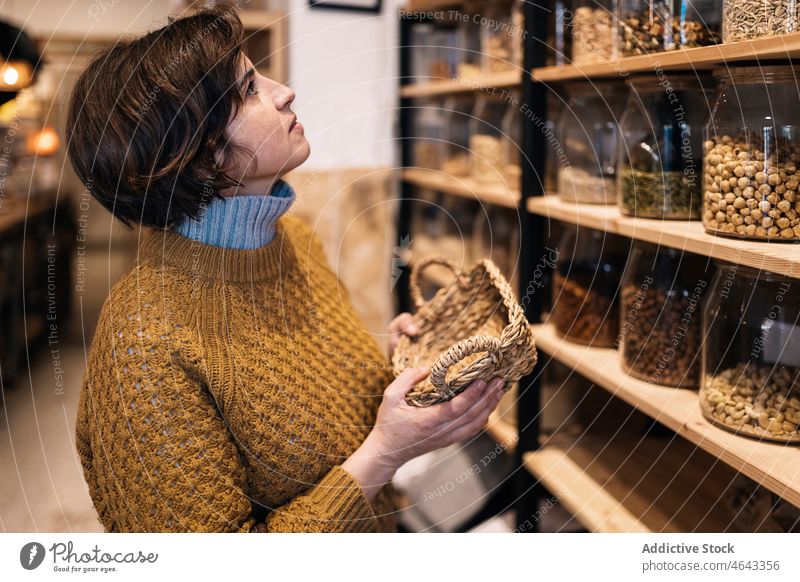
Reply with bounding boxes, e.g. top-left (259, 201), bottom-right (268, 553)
top-left (246, 79), bottom-right (257, 96)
